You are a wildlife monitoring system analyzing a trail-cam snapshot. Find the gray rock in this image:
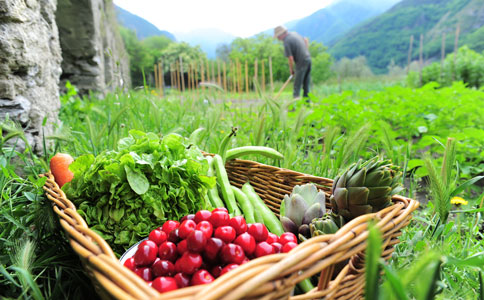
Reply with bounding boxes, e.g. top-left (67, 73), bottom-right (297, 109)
top-left (0, 0), bottom-right (130, 153)
top-left (56, 0), bottom-right (131, 95)
top-left (0, 0), bottom-right (62, 154)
